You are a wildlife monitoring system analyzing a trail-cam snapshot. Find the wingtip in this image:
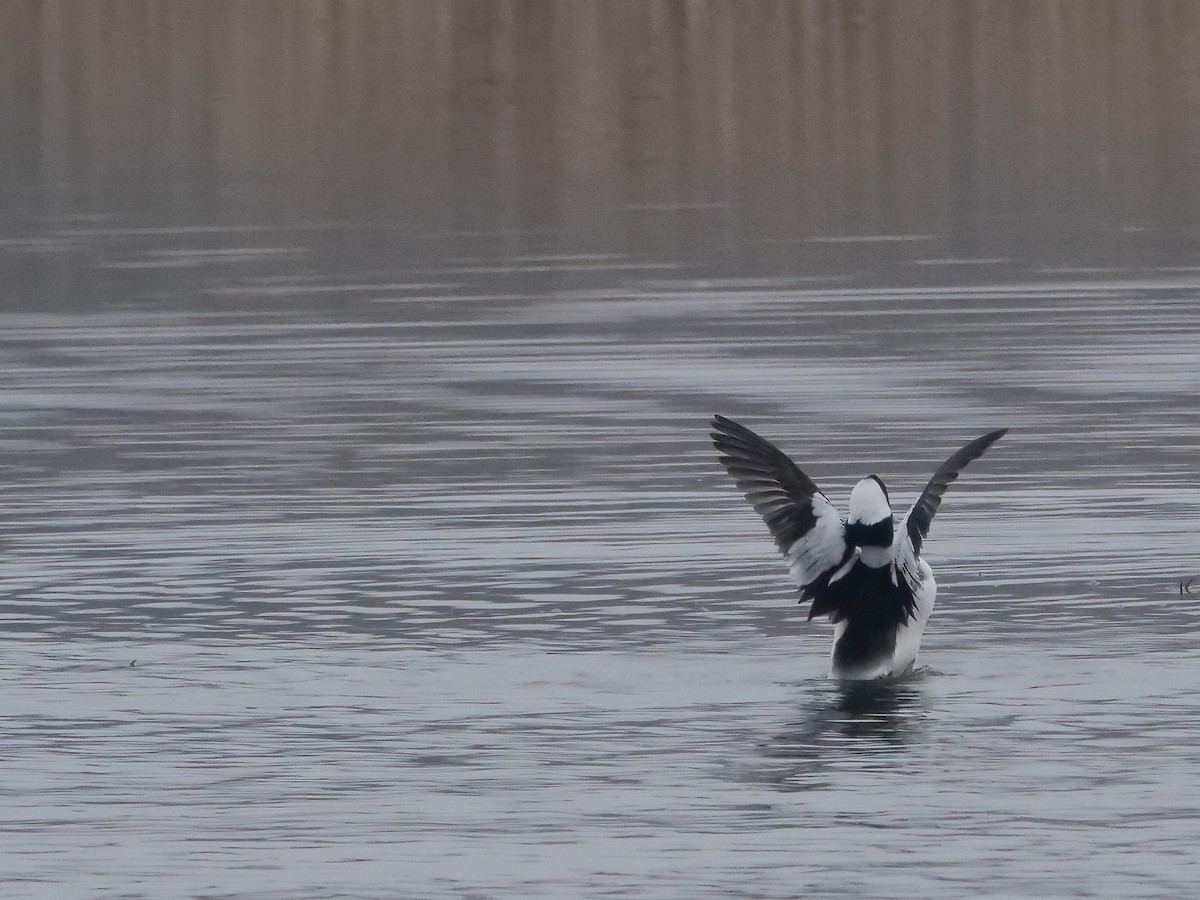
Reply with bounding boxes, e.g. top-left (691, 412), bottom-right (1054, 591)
top-left (969, 427), bottom-right (1008, 448)
top-left (709, 414), bottom-right (726, 445)
top-left (709, 413), bottom-right (740, 444)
